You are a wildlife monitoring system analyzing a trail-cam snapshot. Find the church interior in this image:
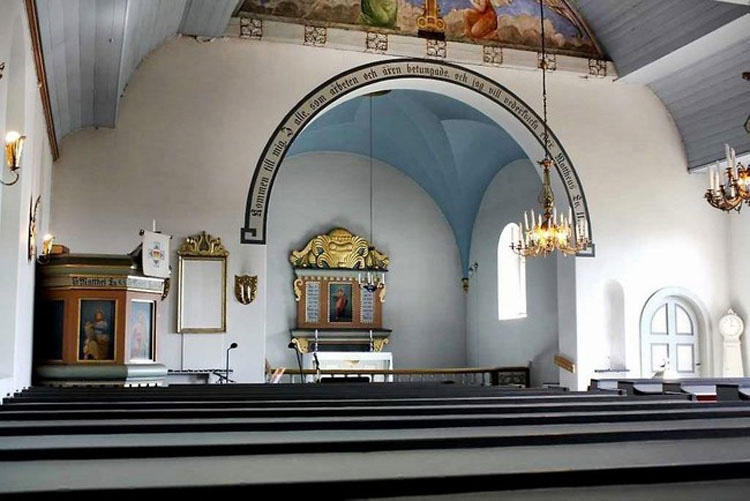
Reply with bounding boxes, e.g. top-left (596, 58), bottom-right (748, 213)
top-left (1, 0), bottom-right (750, 497)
